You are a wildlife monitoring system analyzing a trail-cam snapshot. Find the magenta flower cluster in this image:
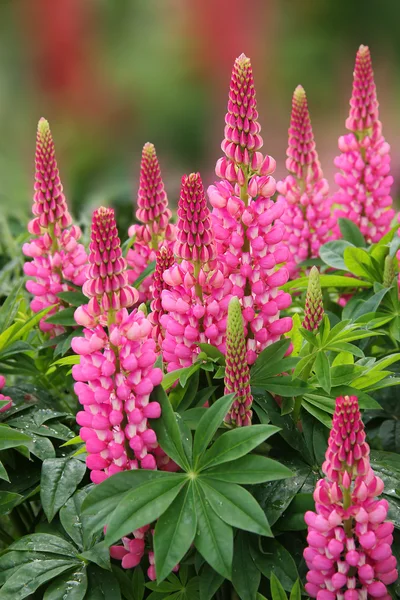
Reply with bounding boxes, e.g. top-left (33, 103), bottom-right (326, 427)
top-left (304, 395), bottom-right (397, 600)
top-left (333, 46), bottom-right (394, 243)
top-left (23, 119), bottom-right (88, 335)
